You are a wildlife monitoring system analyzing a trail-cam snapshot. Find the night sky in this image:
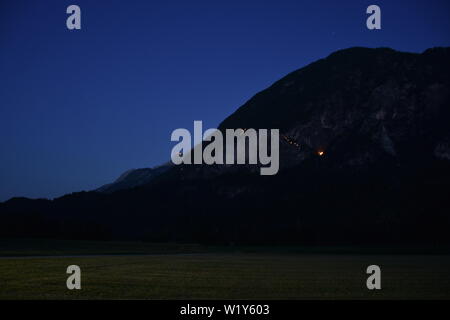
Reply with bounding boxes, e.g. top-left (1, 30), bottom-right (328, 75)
top-left (1, 0), bottom-right (449, 201)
